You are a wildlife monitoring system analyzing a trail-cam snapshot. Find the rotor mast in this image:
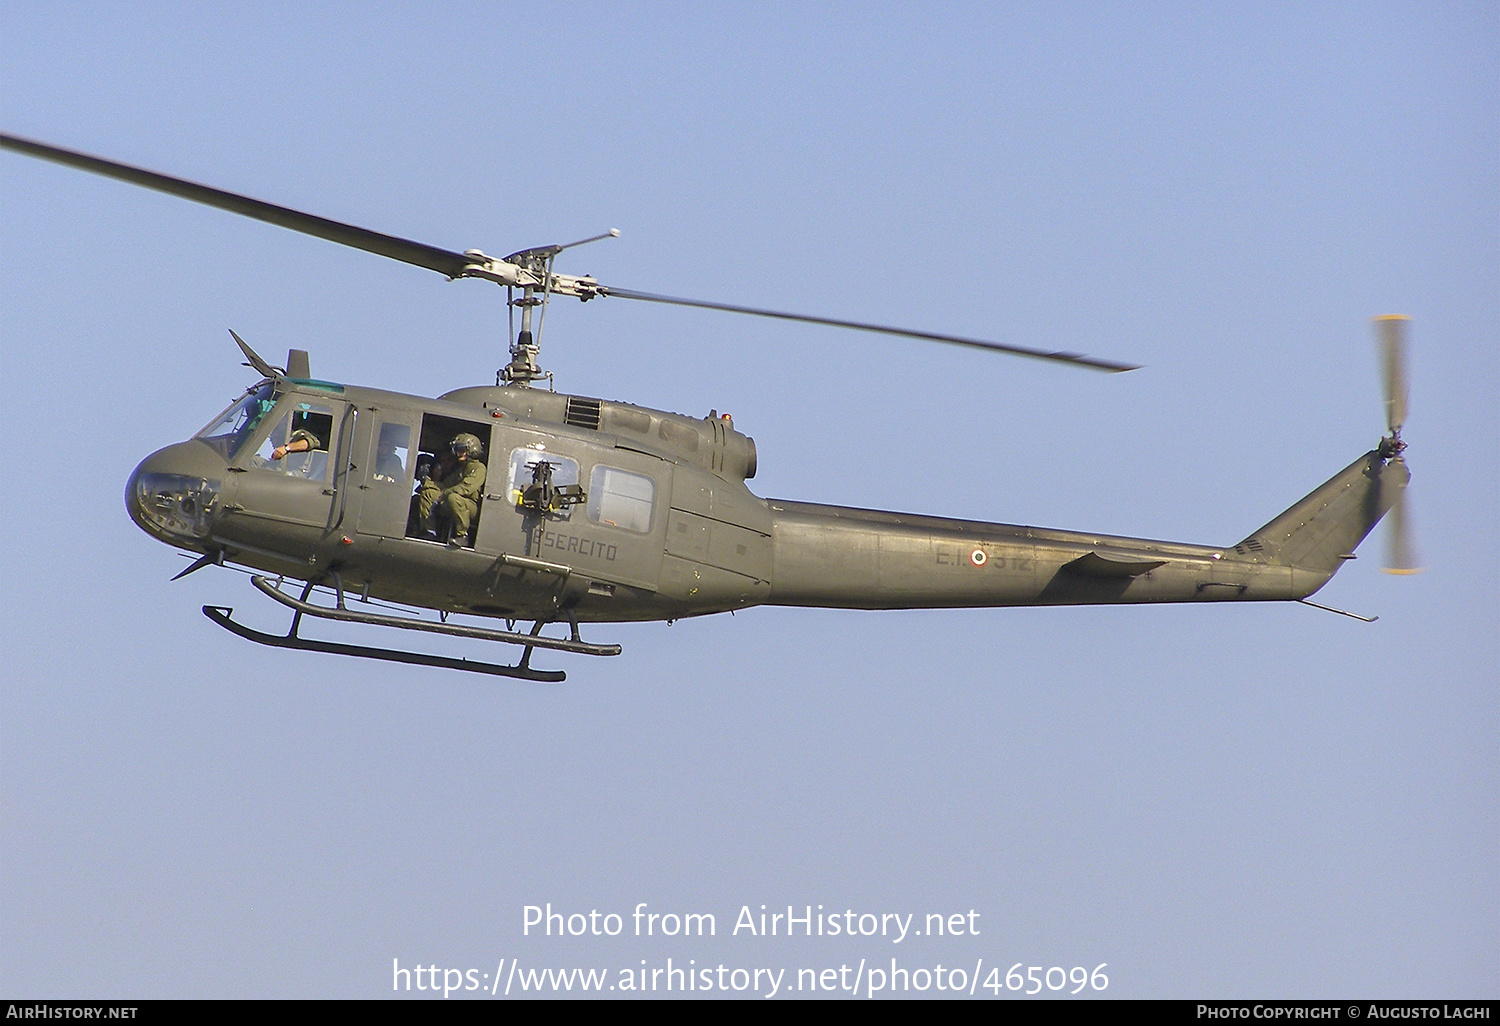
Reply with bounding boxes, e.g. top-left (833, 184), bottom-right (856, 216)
top-left (461, 230), bottom-right (620, 387)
